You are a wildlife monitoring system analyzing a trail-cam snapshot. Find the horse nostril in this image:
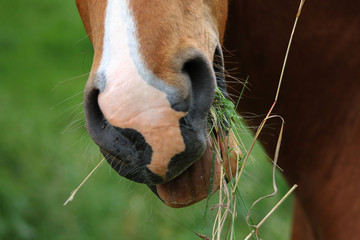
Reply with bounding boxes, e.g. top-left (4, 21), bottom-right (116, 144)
top-left (170, 94), bottom-right (191, 112)
top-left (161, 50), bottom-right (217, 181)
top-left (181, 53), bottom-right (216, 123)
top-left (84, 88), bottom-right (104, 132)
